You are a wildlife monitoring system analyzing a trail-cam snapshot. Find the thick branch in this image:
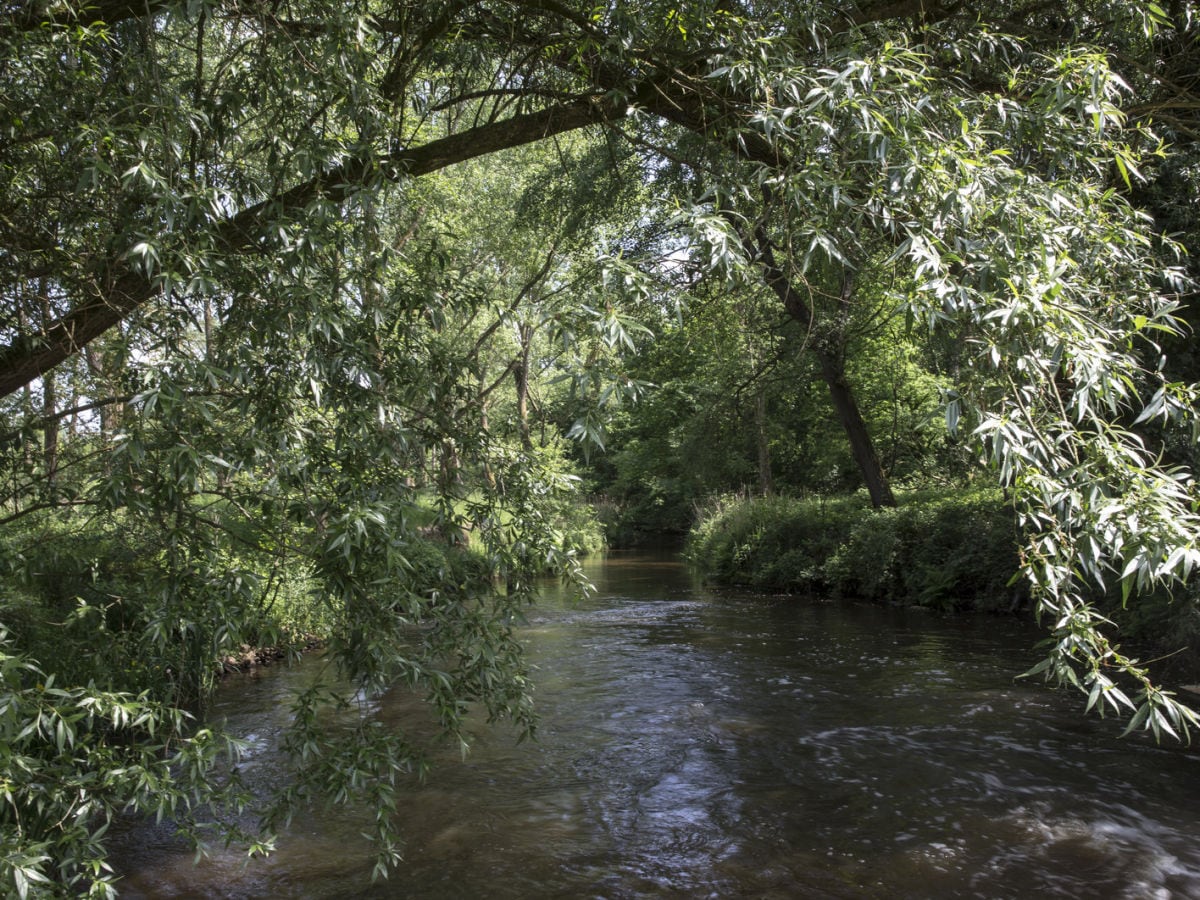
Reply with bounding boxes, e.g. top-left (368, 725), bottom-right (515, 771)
top-left (3, 0), bottom-right (174, 31)
top-left (0, 99), bottom-right (623, 400)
